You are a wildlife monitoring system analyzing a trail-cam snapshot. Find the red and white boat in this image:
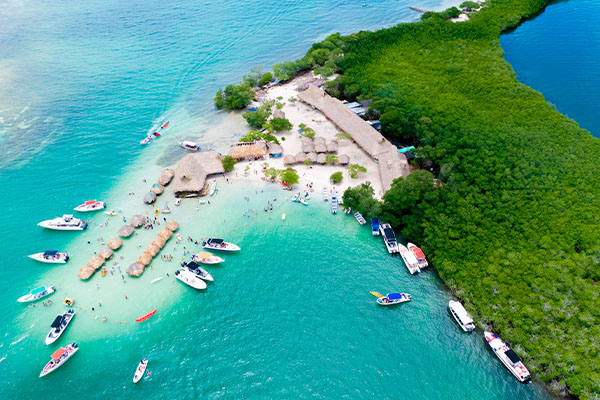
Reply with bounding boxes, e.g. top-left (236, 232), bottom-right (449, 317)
top-left (484, 331), bottom-right (531, 382)
top-left (39, 343), bottom-right (79, 377)
top-left (407, 242), bottom-right (428, 268)
top-left (398, 244), bottom-right (420, 275)
top-left (73, 200), bottom-right (106, 212)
